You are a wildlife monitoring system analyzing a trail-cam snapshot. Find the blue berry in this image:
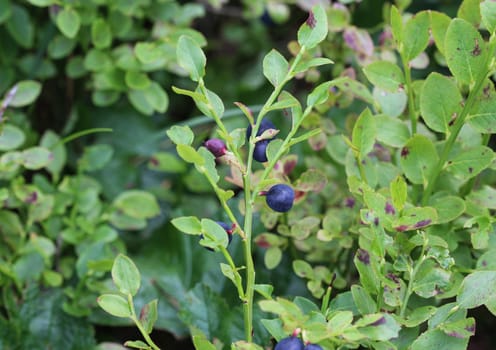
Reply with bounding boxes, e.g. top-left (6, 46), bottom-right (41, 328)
top-left (204, 138), bottom-right (227, 158)
top-left (246, 119), bottom-right (276, 140)
top-left (265, 184), bottom-right (295, 212)
top-left (304, 344), bottom-right (323, 350)
top-left (253, 140), bottom-right (269, 162)
top-left (275, 336), bottom-right (304, 350)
